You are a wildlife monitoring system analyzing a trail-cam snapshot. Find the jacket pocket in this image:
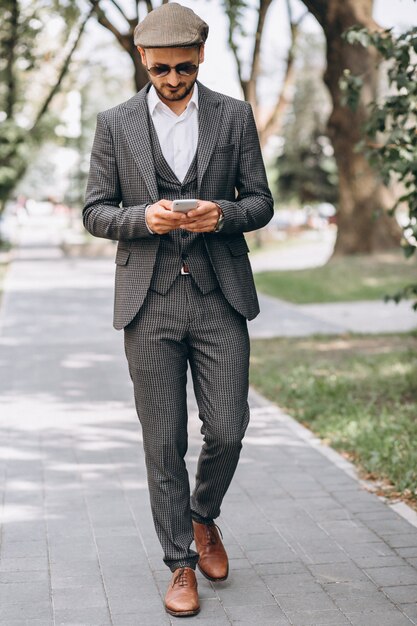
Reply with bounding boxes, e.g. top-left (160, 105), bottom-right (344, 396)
top-left (115, 248), bottom-right (130, 265)
top-left (227, 237), bottom-right (250, 256)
